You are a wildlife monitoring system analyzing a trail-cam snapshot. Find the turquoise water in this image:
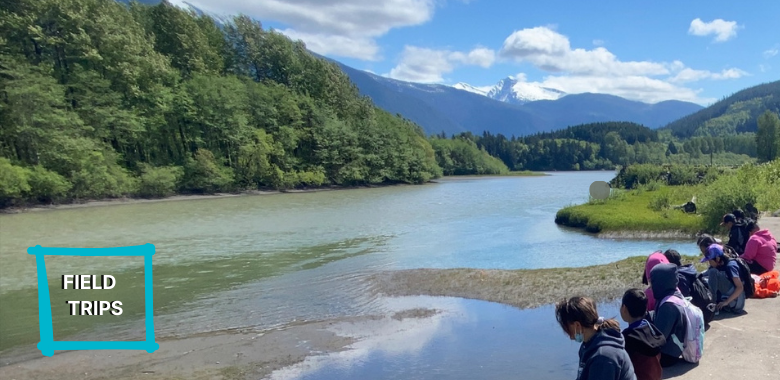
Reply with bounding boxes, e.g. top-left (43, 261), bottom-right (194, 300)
top-left (0, 172), bottom-right (695, 367)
